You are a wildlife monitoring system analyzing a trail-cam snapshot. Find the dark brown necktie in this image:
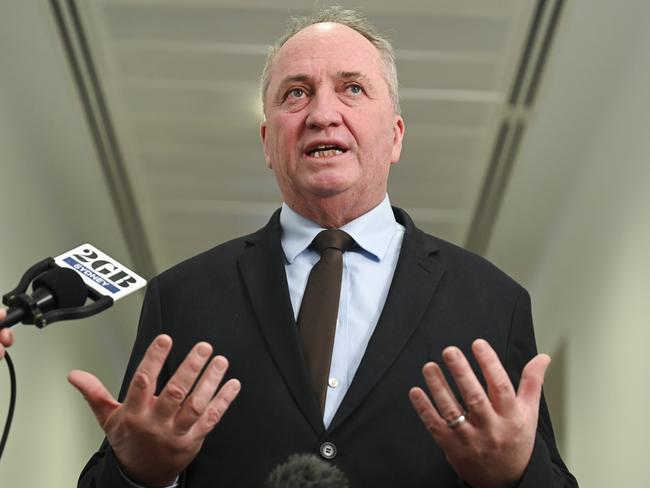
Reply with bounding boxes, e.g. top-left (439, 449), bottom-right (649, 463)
top-left (297, 229), bottom-right (355, 413)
